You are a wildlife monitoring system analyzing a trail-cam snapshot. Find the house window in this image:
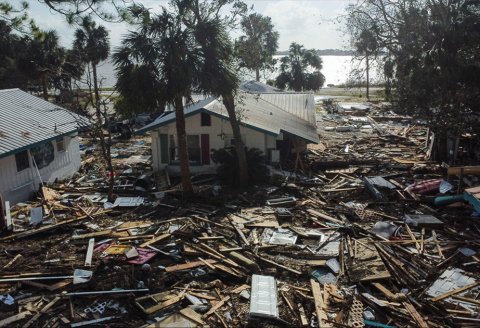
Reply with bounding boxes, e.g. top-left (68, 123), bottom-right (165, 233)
top-left (201, 112), bottom-right (211, 126)
top-left (187, 135), bottom-right (201, 164)
top-left (15, 151), bottom-right (30, 172)
top-left (169, 135), bottom-right (201, 165)
top-left (56, 138), bottom-right (65, 152)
